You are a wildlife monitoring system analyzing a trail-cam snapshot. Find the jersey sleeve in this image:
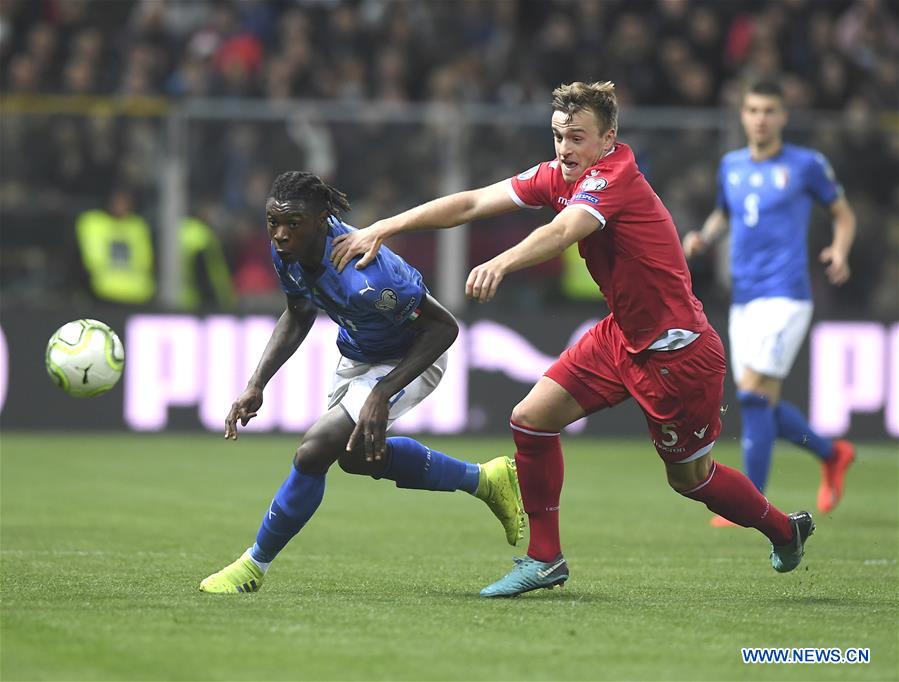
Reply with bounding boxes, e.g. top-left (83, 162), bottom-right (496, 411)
top-left (506, 161), bottom-right (555, 209)
top-left (358, 256), bottom-right (427, 325)
top-left (805, 151), bottom-right (843, 206)
top-left (715, 162), bottom-right (729, 214)
top-left (566, 172), bottom-right (615, 227)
